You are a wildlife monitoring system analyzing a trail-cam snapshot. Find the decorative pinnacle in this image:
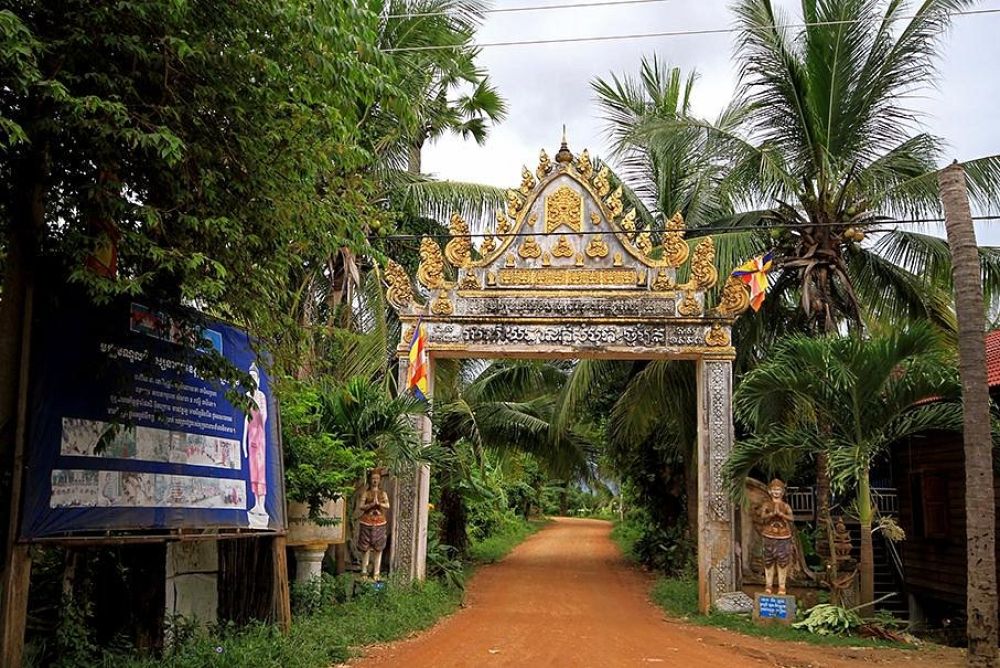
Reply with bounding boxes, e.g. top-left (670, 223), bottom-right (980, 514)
top-left (555, 124), bottom-right (573, 164)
